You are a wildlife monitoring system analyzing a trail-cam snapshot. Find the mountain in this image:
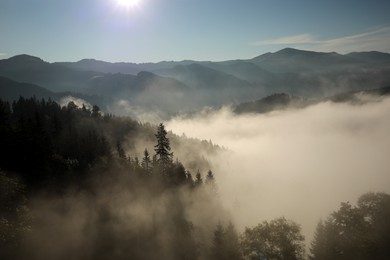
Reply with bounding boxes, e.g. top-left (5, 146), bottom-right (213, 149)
top-left (329, 86), bottom-right (390, 103)
top-left (56, 59), bottom-right (196, 75)
top-left (0, 76), bottom-right (105, 107)
top-left (201, 61), bottom-right (276, 84)
top-left (0, 75), bottom-right (55, 101)
top-left (346, 51), bottom-right (390, 64)
top-left (86, 71), bottom-right (195, 113)
top-left (251, 48), bottom-right (362, 73)
top-left (234, 93), bottom-right (307, 114)
top-left (155, 63), bottom-right (262, 105)
top-left (233, 85), bottom-right (390, 116)
top-left (2, 48), bottom-right (390, 116)
top-left (57, 59), bottom-right (143, 75)
top-left (0, 55), bottom-right (103, 92)
top-left (156, 63), bottom-right (251, 89)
